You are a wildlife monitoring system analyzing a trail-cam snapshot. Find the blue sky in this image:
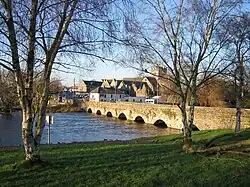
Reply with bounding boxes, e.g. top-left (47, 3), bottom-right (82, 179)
top-left (58, 61), bottom-right (138, 86)
top-left (56, 0), bottom-right (250, 86)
